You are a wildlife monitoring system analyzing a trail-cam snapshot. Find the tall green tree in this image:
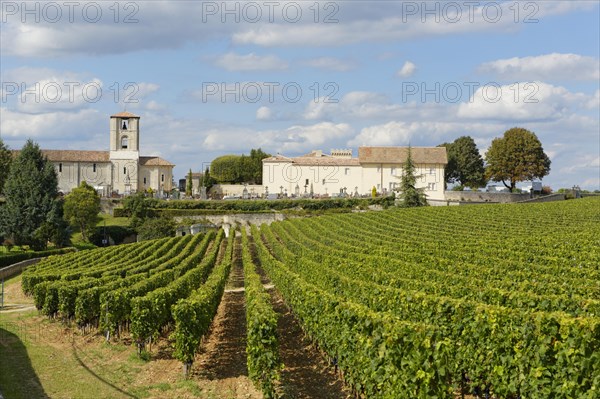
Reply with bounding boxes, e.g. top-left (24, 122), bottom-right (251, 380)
top-left (249, 148), bottom-right (270, 184)
top-left (485, 128), bottom-right (551, 191)
top-left (397, 146), bottom-right (428, 207)
top-left (210, 149), bottom-right (271, 184)
top-left (34, 199), bottom-right (71, 248)
top-left (123, 191), bottom-right (157, 228)
top-left (439, 136), bottom-right (486, 188)
top-left (186, 169), bottom-right (193, 197)
top-left (64, 181), bottom-right (101, 242)
top-left (0, 140), bottom-right (62, 248)
top-left (137, 216), bottom-right (176, 241)
top-left (0, 138), bottom-right (12, 194)
top-left (211, 155), bottom-right (242, 183)
top-left (202, 166), bottom-right (214, 189)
